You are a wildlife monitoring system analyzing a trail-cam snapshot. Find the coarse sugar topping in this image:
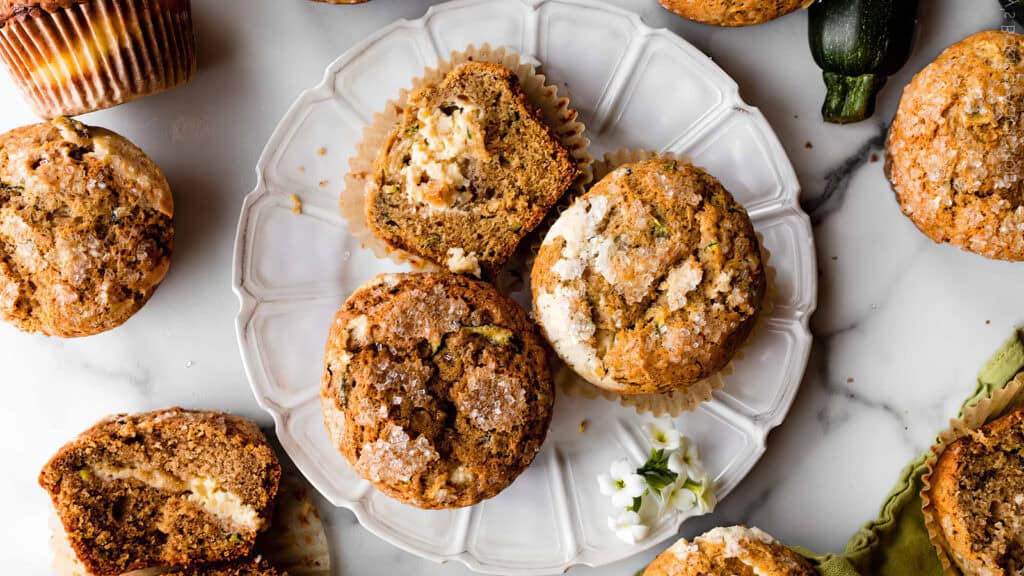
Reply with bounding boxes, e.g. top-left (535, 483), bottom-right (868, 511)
top-left (356, 425), bottom-right (438, 484)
